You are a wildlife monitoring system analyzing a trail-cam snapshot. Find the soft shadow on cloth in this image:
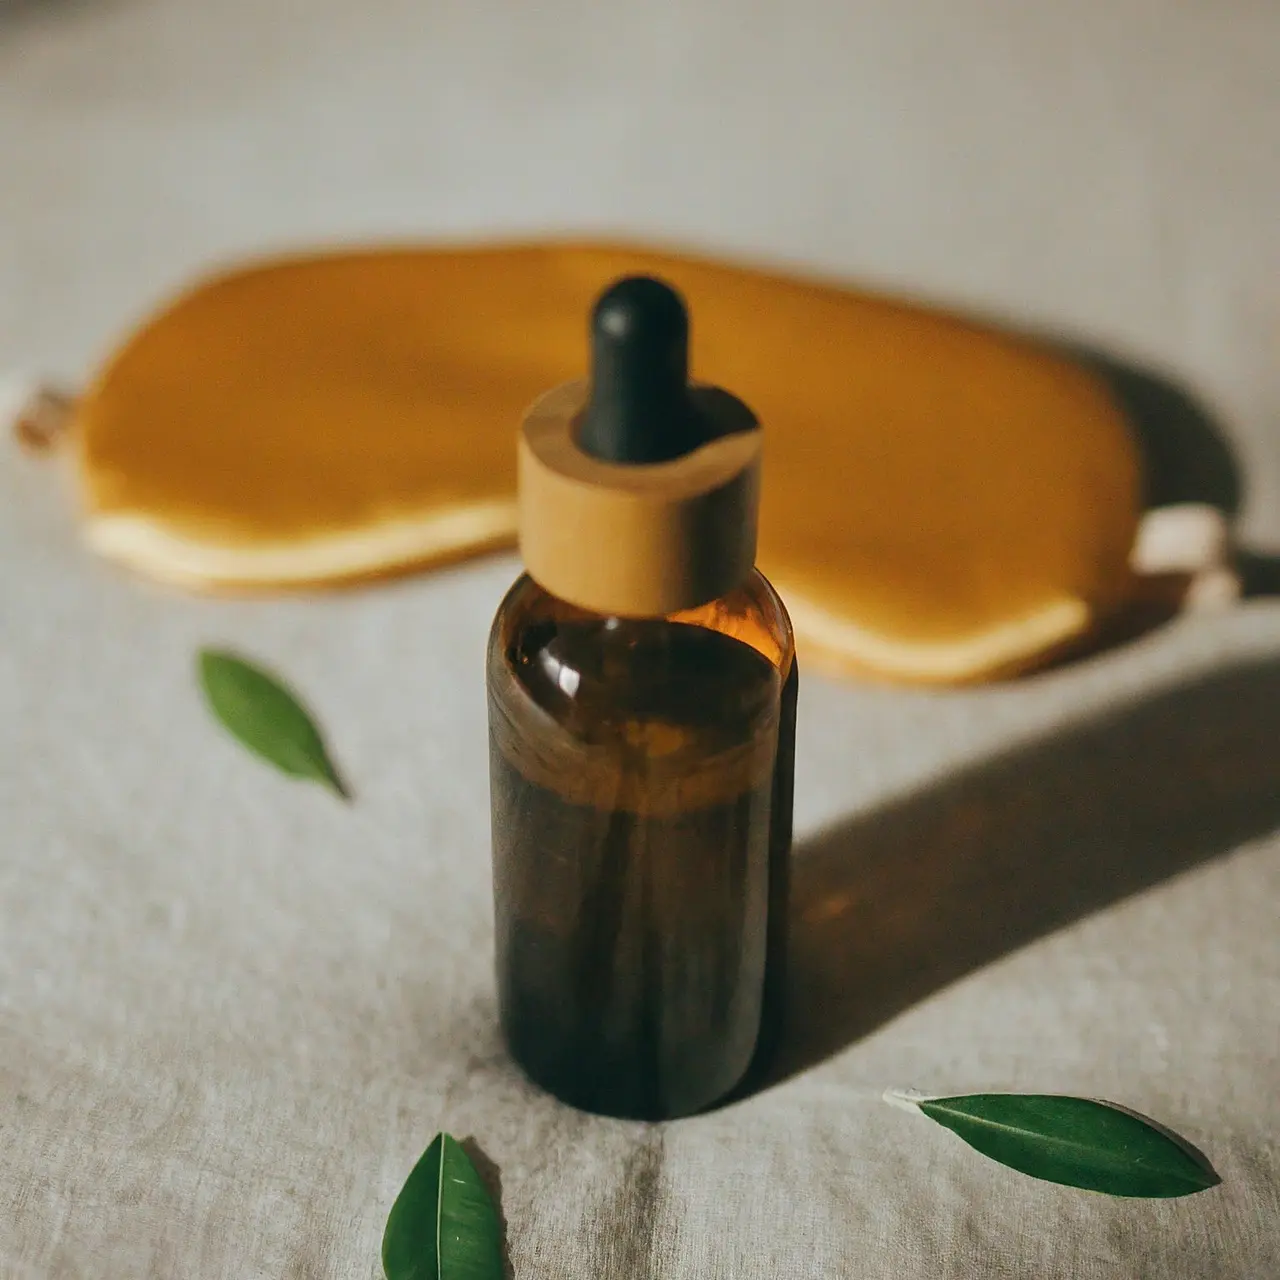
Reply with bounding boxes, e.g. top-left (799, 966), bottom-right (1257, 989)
top-left (1043, 345), bottom-right (1246, 661)
top-left (1076, 347), bottom-right (1241, 516)
top-left (0, 0), bottom-right (117, 32)
top-left (1055, 342), bottom-right (1280, 611)
top-left (764, 655), bottom-right (1280, 1089)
